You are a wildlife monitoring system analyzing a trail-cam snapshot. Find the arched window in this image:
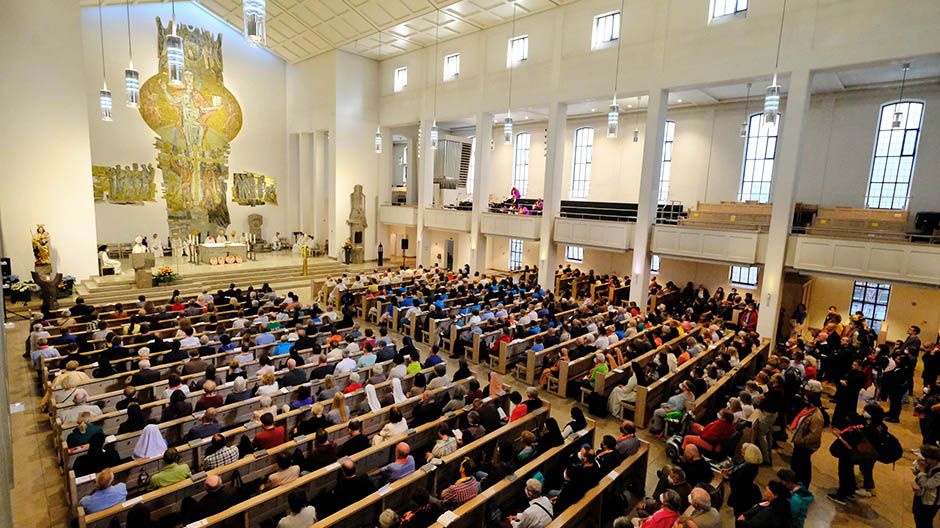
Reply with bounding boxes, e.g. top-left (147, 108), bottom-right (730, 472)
top-left (512, 132), bottom-right (531, 196)
top-left (866, 100), bottom-right (924, 209)
top-left (570, 127), bottom-right (594, 199)
top-left (738, 112), bottom-right (778, 203)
